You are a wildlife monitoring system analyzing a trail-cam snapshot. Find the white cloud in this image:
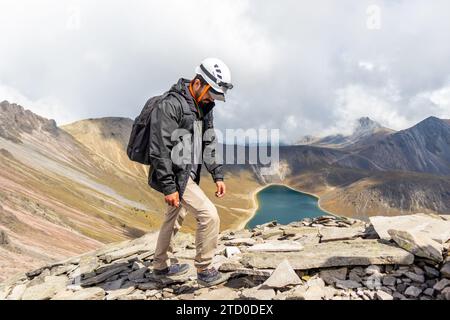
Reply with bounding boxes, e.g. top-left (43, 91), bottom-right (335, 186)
top-left (0, 85), bottom-right (77, 125)
top-left (1, 0), bottom-right (450, 142)
top-left (428, 86), bottom-right (450, 118)
top-left (358, 61), bottom-right (375, 72)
